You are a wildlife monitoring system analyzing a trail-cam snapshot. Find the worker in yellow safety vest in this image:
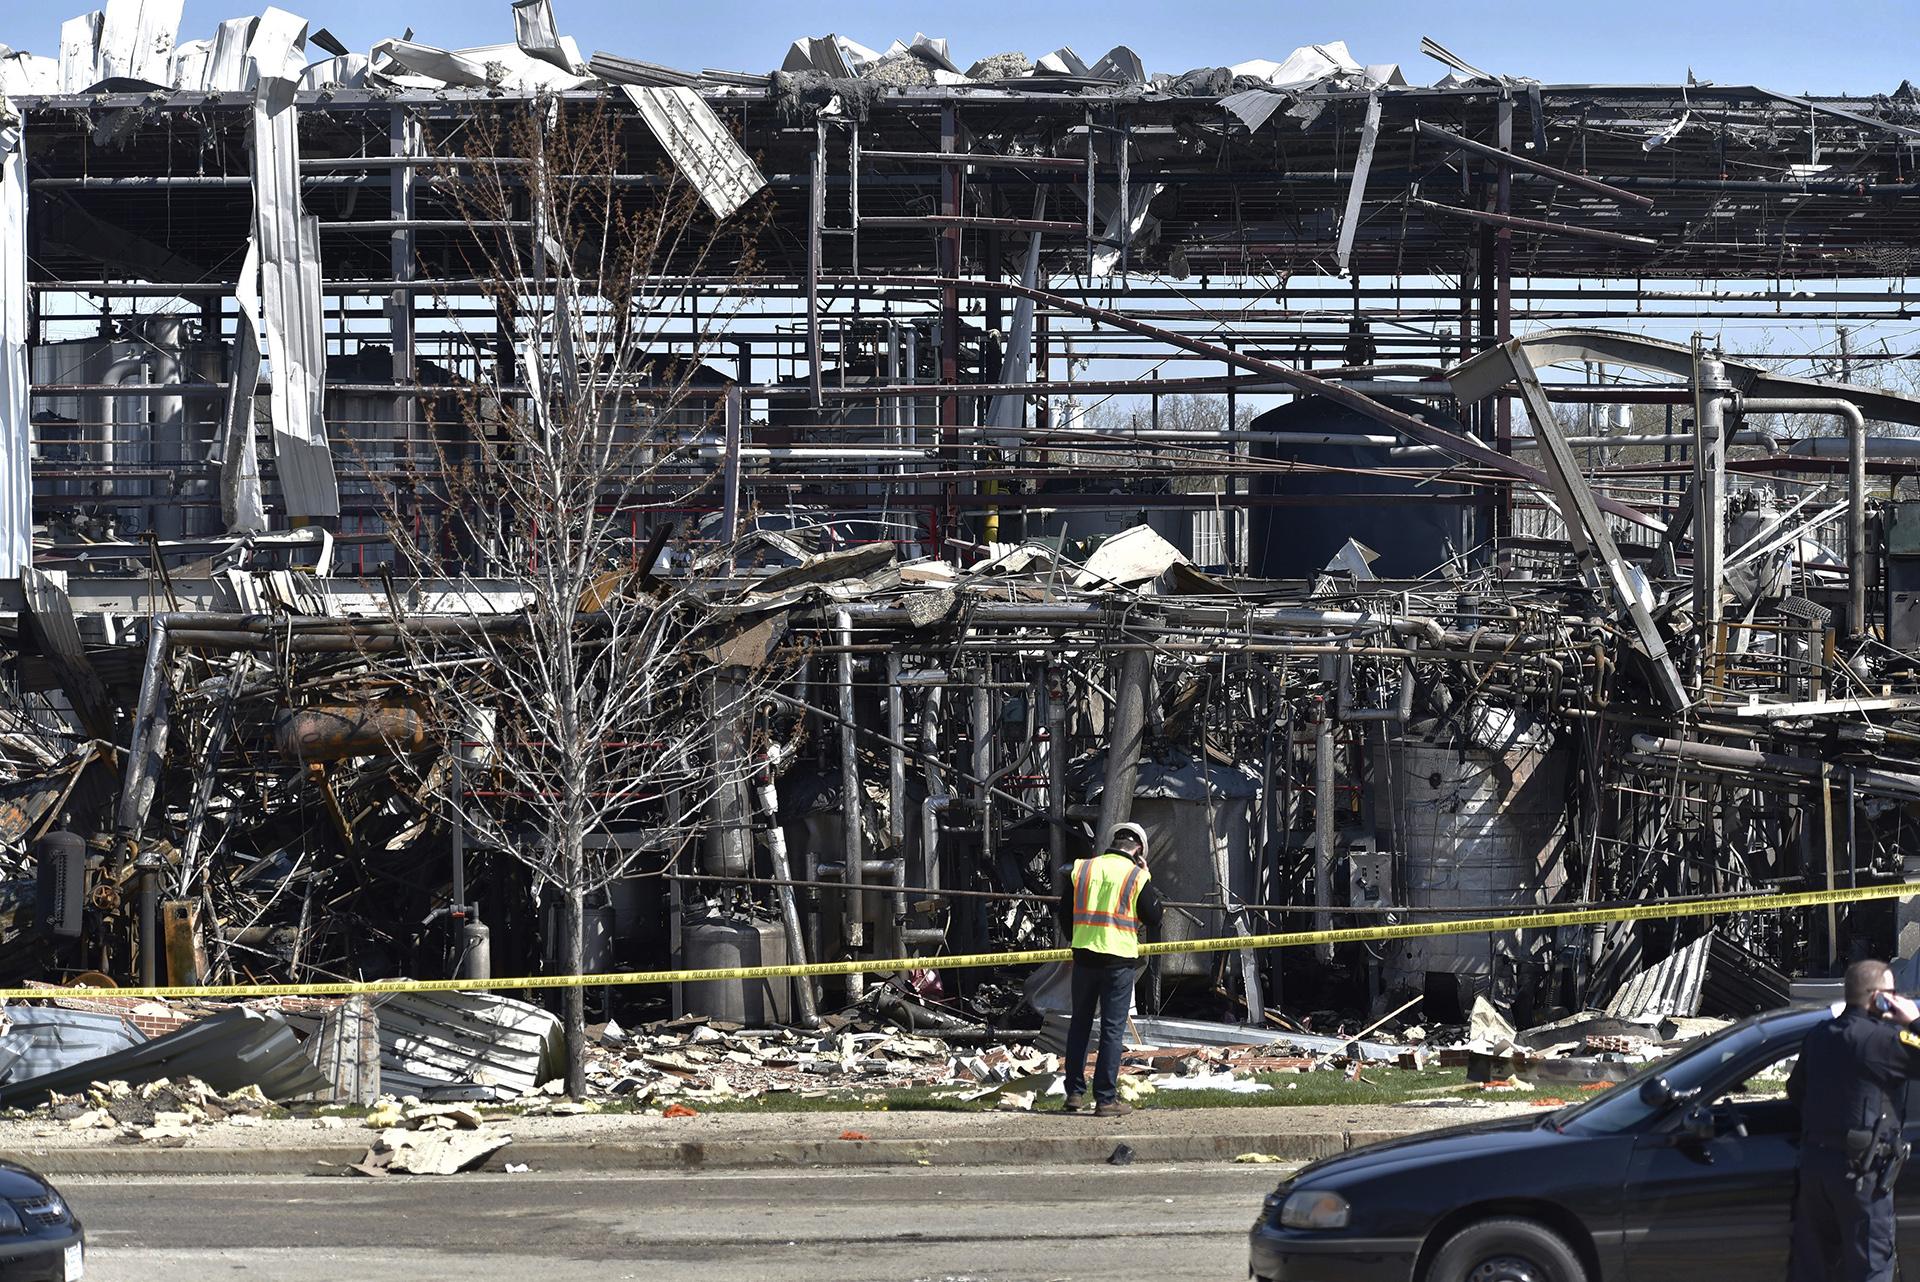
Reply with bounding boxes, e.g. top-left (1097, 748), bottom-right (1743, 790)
top-left (1054, 821), bottom-right (1164, 1117)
